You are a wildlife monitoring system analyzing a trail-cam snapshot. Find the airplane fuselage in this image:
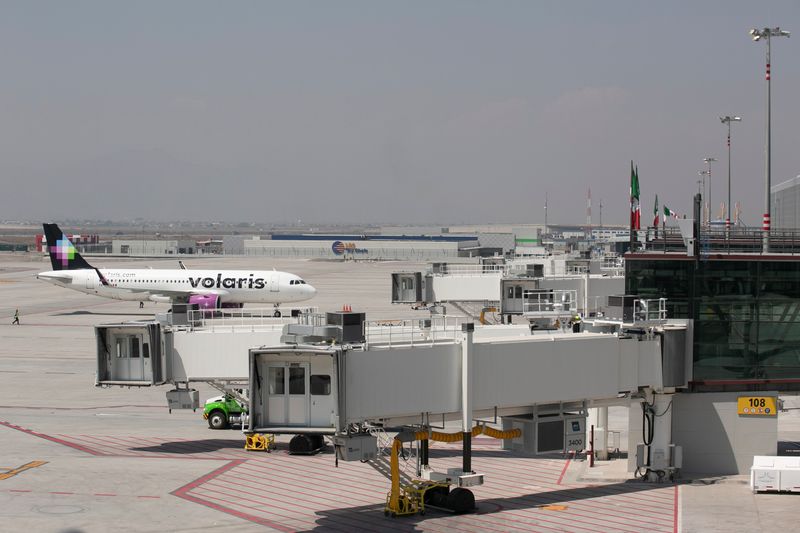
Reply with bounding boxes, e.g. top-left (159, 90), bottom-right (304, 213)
top-left (36, 268), bottom-right (316, 304)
